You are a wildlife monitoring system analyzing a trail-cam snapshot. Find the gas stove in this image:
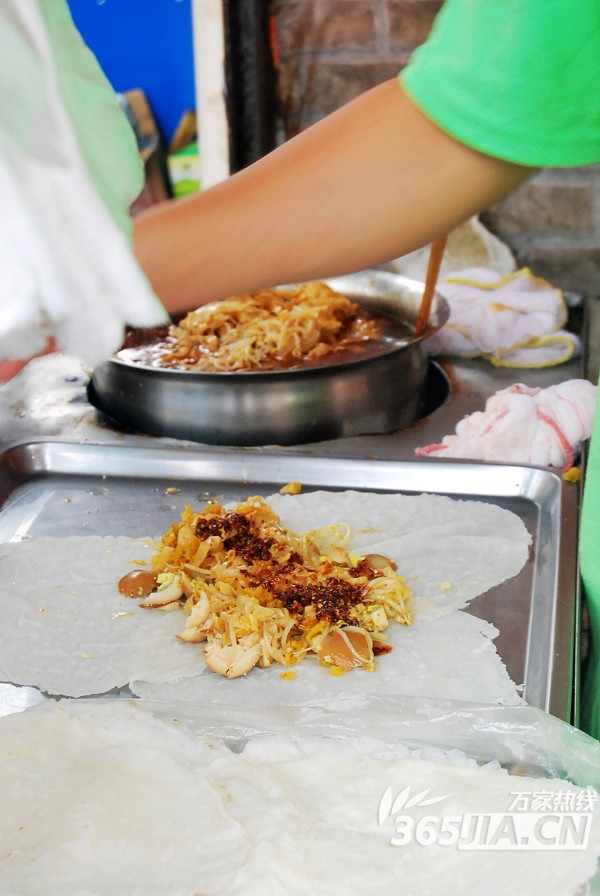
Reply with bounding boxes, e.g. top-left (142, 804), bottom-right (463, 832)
top-left (0, 295), bottom-right (590, 460)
